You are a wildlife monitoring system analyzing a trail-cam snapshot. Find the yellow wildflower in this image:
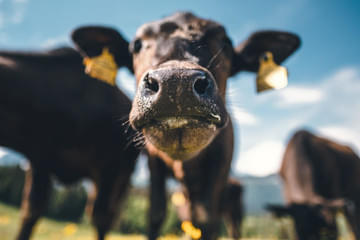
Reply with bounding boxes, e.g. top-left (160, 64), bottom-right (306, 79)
top-left (63, 223), bottom-right (78, 236)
